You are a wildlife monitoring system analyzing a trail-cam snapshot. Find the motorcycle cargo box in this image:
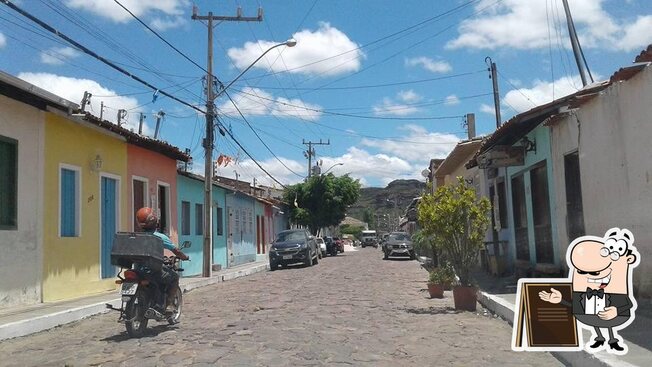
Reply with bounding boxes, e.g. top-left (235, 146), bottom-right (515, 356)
top-left (110, 232), bottom-right (164, 271)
